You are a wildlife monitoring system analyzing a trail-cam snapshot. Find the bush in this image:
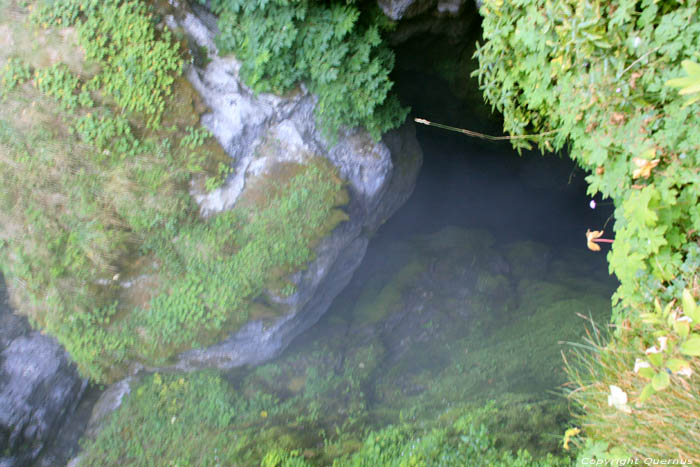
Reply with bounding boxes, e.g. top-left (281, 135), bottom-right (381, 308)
top-left (475, 0), bottom-right (700, 458)
top-left (0, 57), bottom-right (31, 98)
top-left (475, 0), bottom-right (700, 318)
top-left (203, 0), bottom-right (408, 141)
top-left (33, 0), bottom-right (182, 127)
